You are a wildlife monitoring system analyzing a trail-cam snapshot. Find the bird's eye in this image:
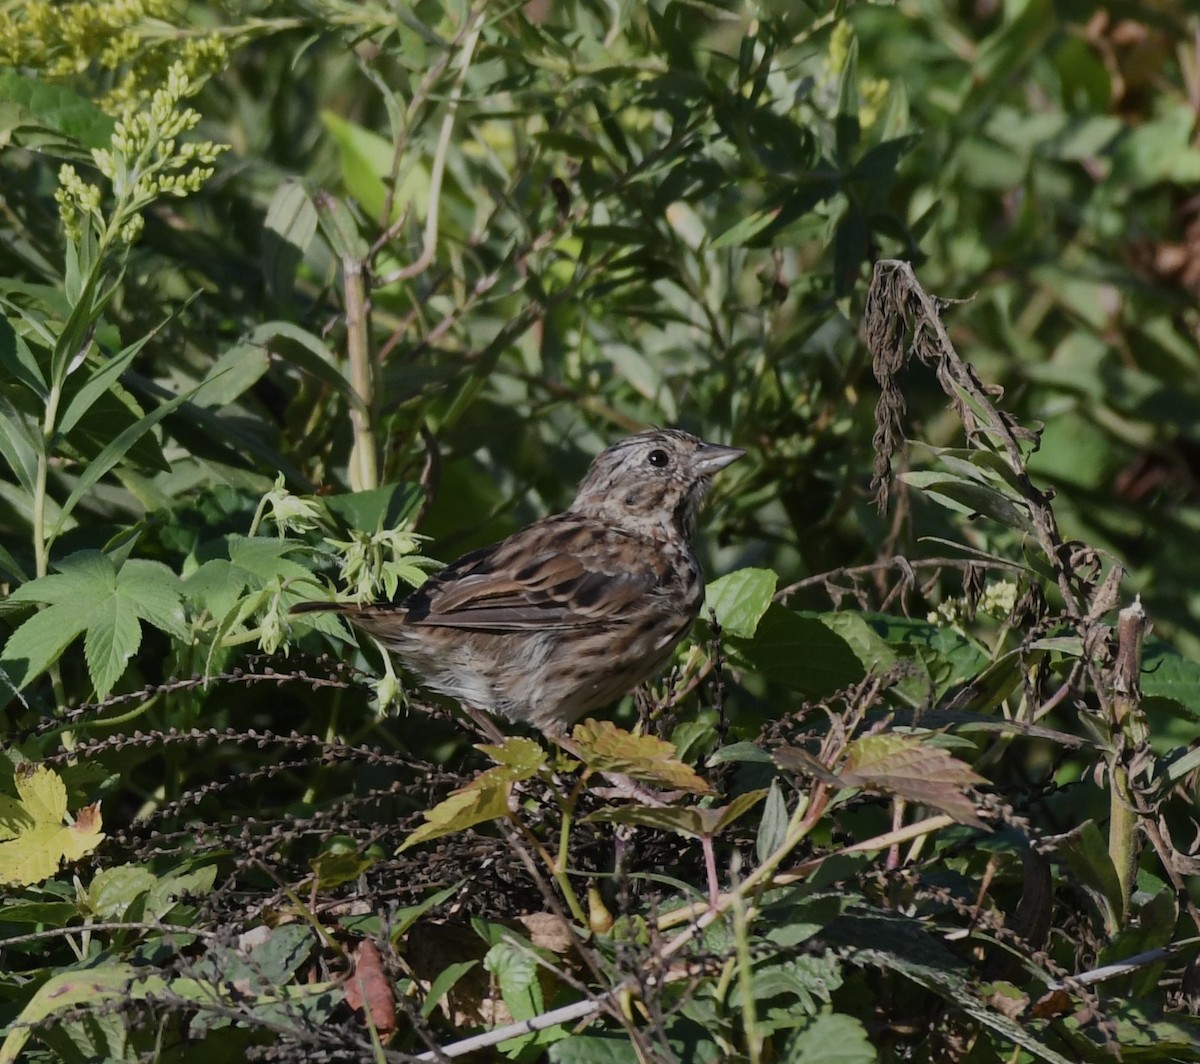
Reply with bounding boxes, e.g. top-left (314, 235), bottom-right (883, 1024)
top-left (647, 449), bottom-right (670, 468)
